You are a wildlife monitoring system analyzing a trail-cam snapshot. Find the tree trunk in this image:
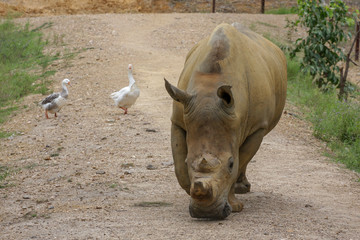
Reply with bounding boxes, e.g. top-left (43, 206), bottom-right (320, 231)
top-left (261, 0), bottom-right (265, 14)
top-left (212, 0), bottom-right (216, 13)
